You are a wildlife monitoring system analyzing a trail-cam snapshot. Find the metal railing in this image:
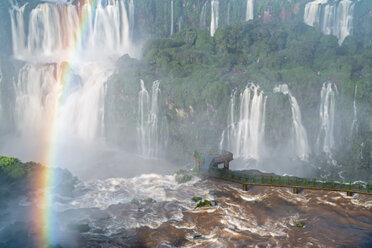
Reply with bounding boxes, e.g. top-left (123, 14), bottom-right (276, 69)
top-left (203, 167), bottom-right (372, 195)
